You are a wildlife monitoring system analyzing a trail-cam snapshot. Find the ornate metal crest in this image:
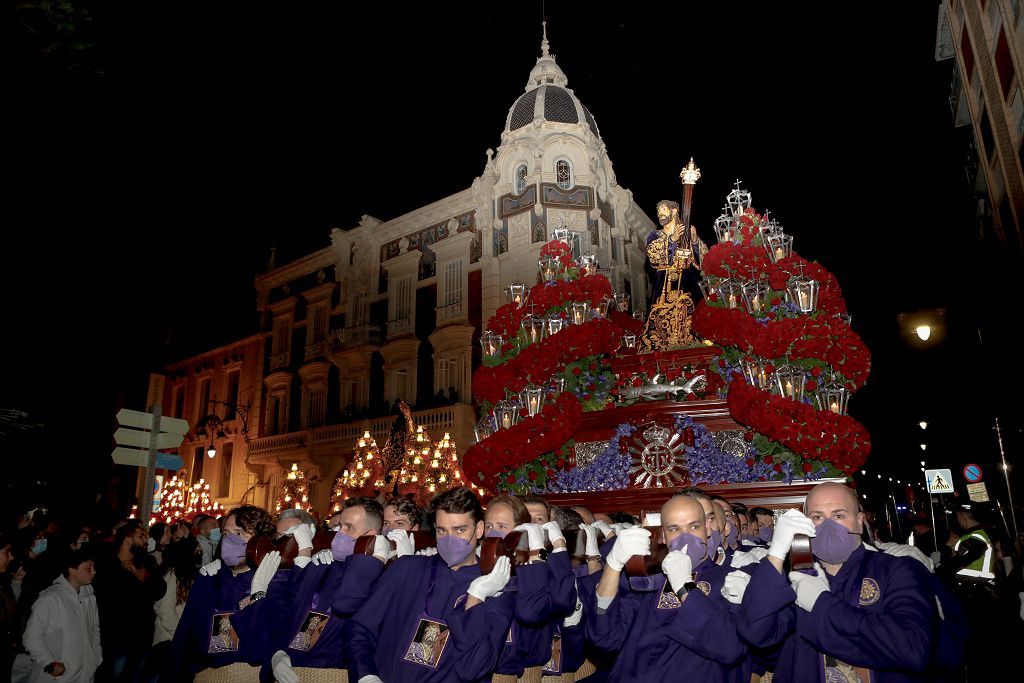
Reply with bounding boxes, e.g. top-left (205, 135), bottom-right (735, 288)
top-left (626, 421), bottom-right (689, 488)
